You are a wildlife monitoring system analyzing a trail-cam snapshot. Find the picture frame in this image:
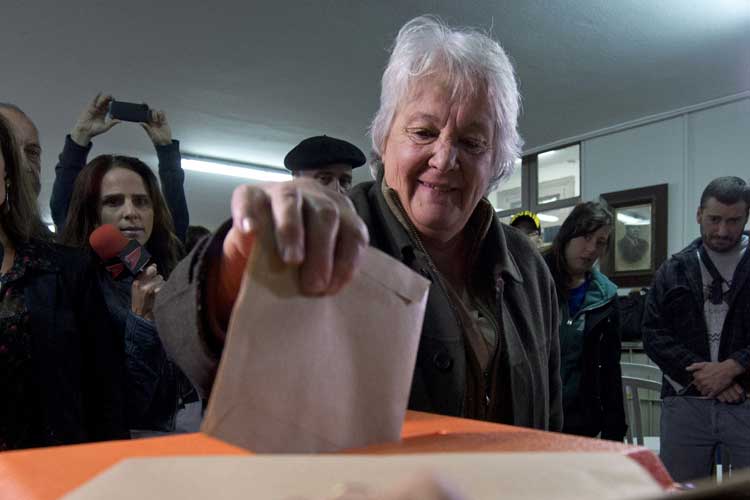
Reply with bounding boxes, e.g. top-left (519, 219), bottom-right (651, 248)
top-left (599, 184), bottom-right (668, 288)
